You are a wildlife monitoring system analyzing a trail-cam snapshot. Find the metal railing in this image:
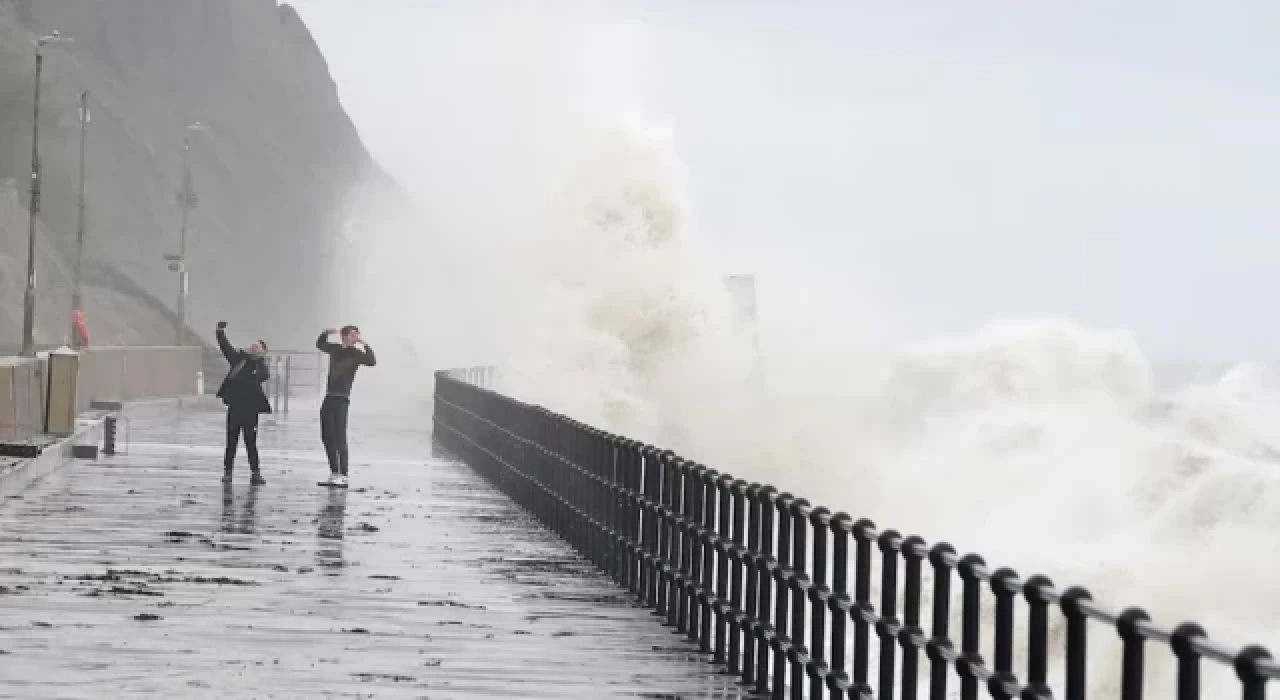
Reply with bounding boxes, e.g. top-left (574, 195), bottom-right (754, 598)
top-left (265, 350), bottom-right (327, 396)
top-left (440, 365), bottom-right (496, 389)
top-left (262, 350), bottom-right (326, 414)
top-left (431, 370), bottom-right (1279, 700)
top-left (208, 350), bottom-right (326, 414)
